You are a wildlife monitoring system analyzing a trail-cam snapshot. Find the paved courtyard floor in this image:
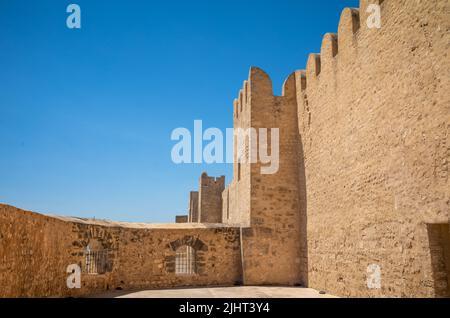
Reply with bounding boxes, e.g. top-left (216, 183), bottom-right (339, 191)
top-left (92, 286), bottom-right (337, 298)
